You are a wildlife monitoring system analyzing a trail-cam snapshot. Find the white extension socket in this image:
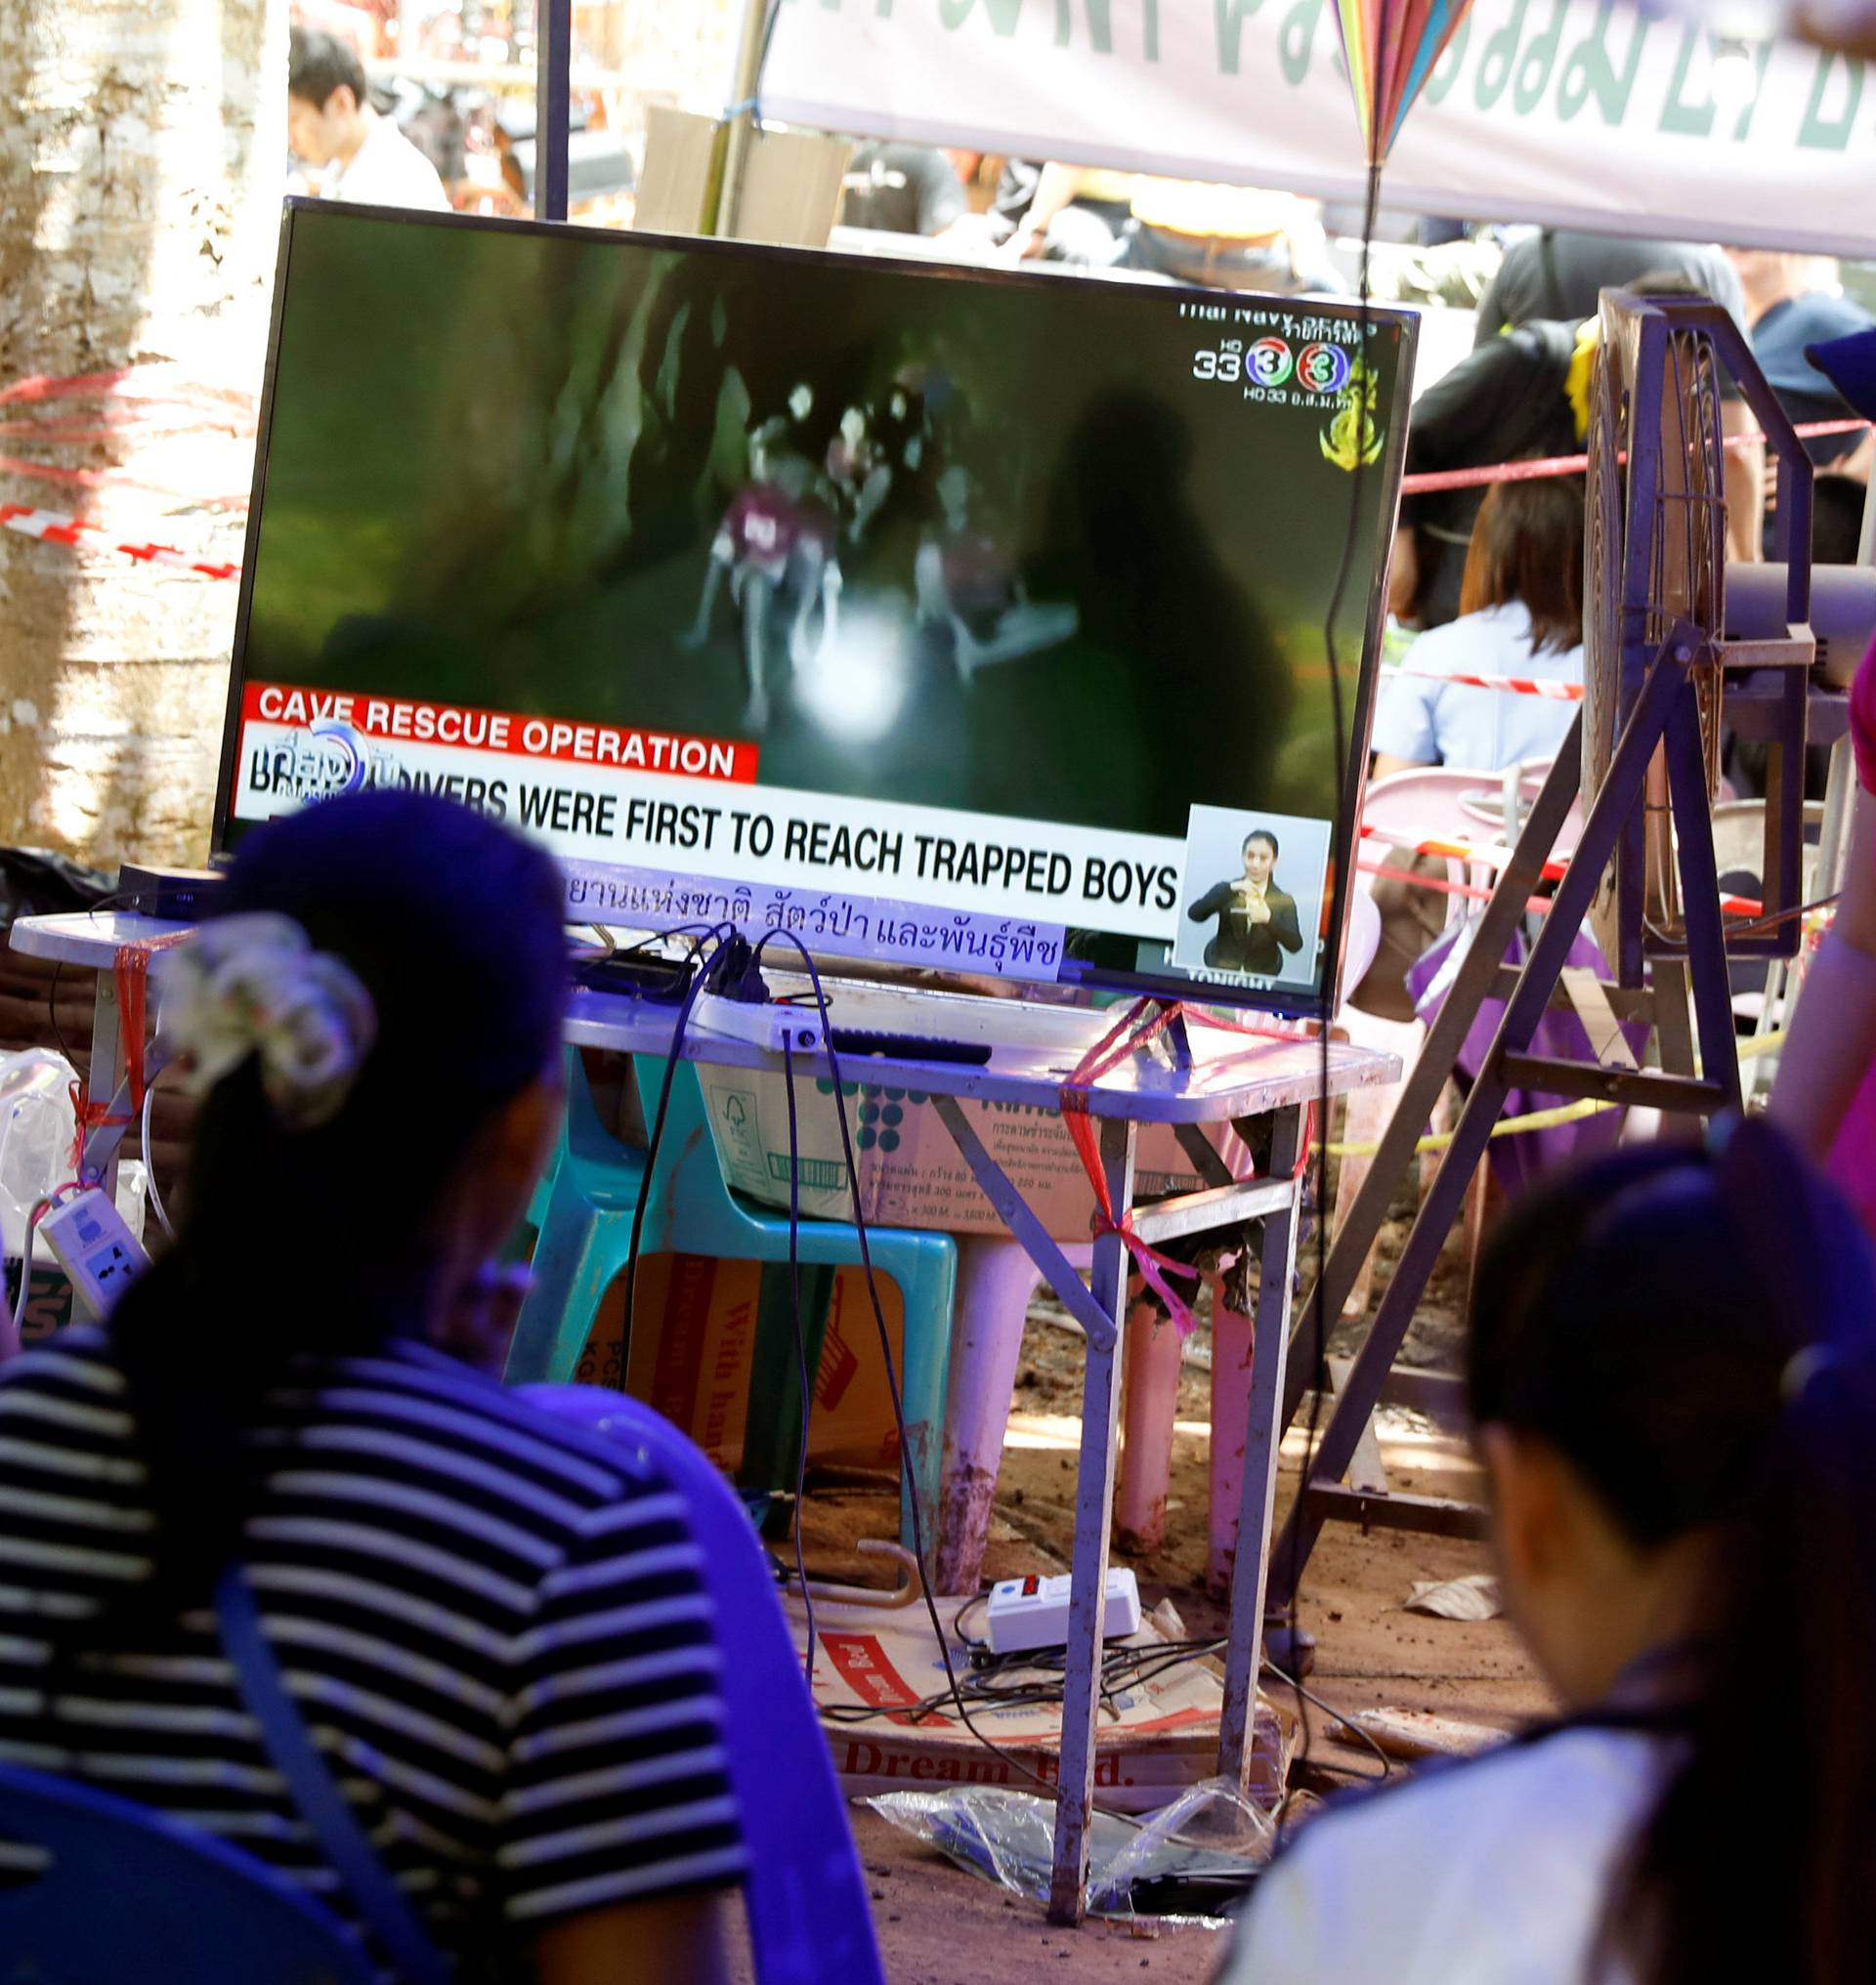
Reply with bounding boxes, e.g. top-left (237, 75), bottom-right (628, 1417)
top-left (984, 1566), bottom-right (1142, 1655)
top-left (38, 1188), bottom-right (150, 1322)
top-left (690, 992), bottom-right (824, 1057)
